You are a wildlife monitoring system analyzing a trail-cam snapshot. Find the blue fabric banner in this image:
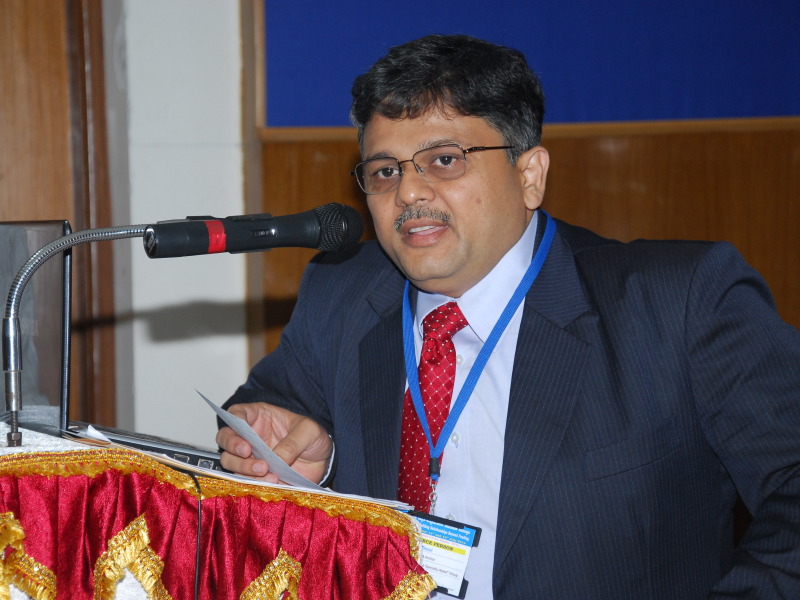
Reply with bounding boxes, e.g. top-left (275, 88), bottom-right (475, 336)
top-left (265, 0), bottom-right (799, 126)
